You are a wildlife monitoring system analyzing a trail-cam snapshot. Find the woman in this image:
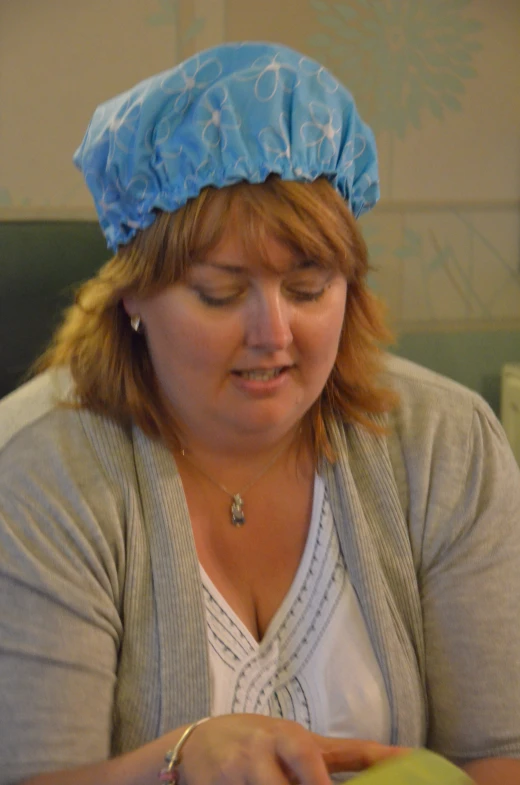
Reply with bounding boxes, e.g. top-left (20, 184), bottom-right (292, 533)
top-left (0, 42), bottom-right (519, 785)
